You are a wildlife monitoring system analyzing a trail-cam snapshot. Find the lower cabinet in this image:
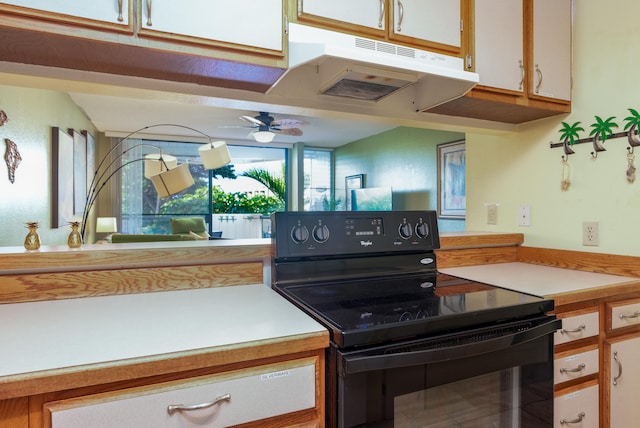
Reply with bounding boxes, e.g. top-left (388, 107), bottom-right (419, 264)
top-left (604, 332), bottom-right (640, 428)
top-left (554, 381), bottom-right (599, 428)
top-left (44, 356), bottom-right (321, 428)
